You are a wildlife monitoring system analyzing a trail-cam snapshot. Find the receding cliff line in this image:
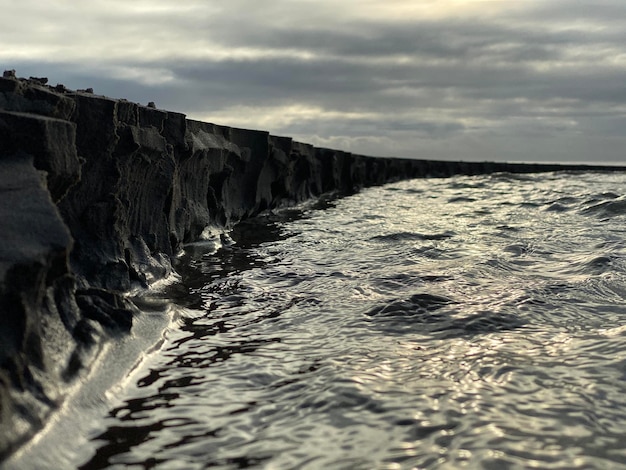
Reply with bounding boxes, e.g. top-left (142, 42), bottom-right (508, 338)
top-left (1, 72), bottom-right (625, 460)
